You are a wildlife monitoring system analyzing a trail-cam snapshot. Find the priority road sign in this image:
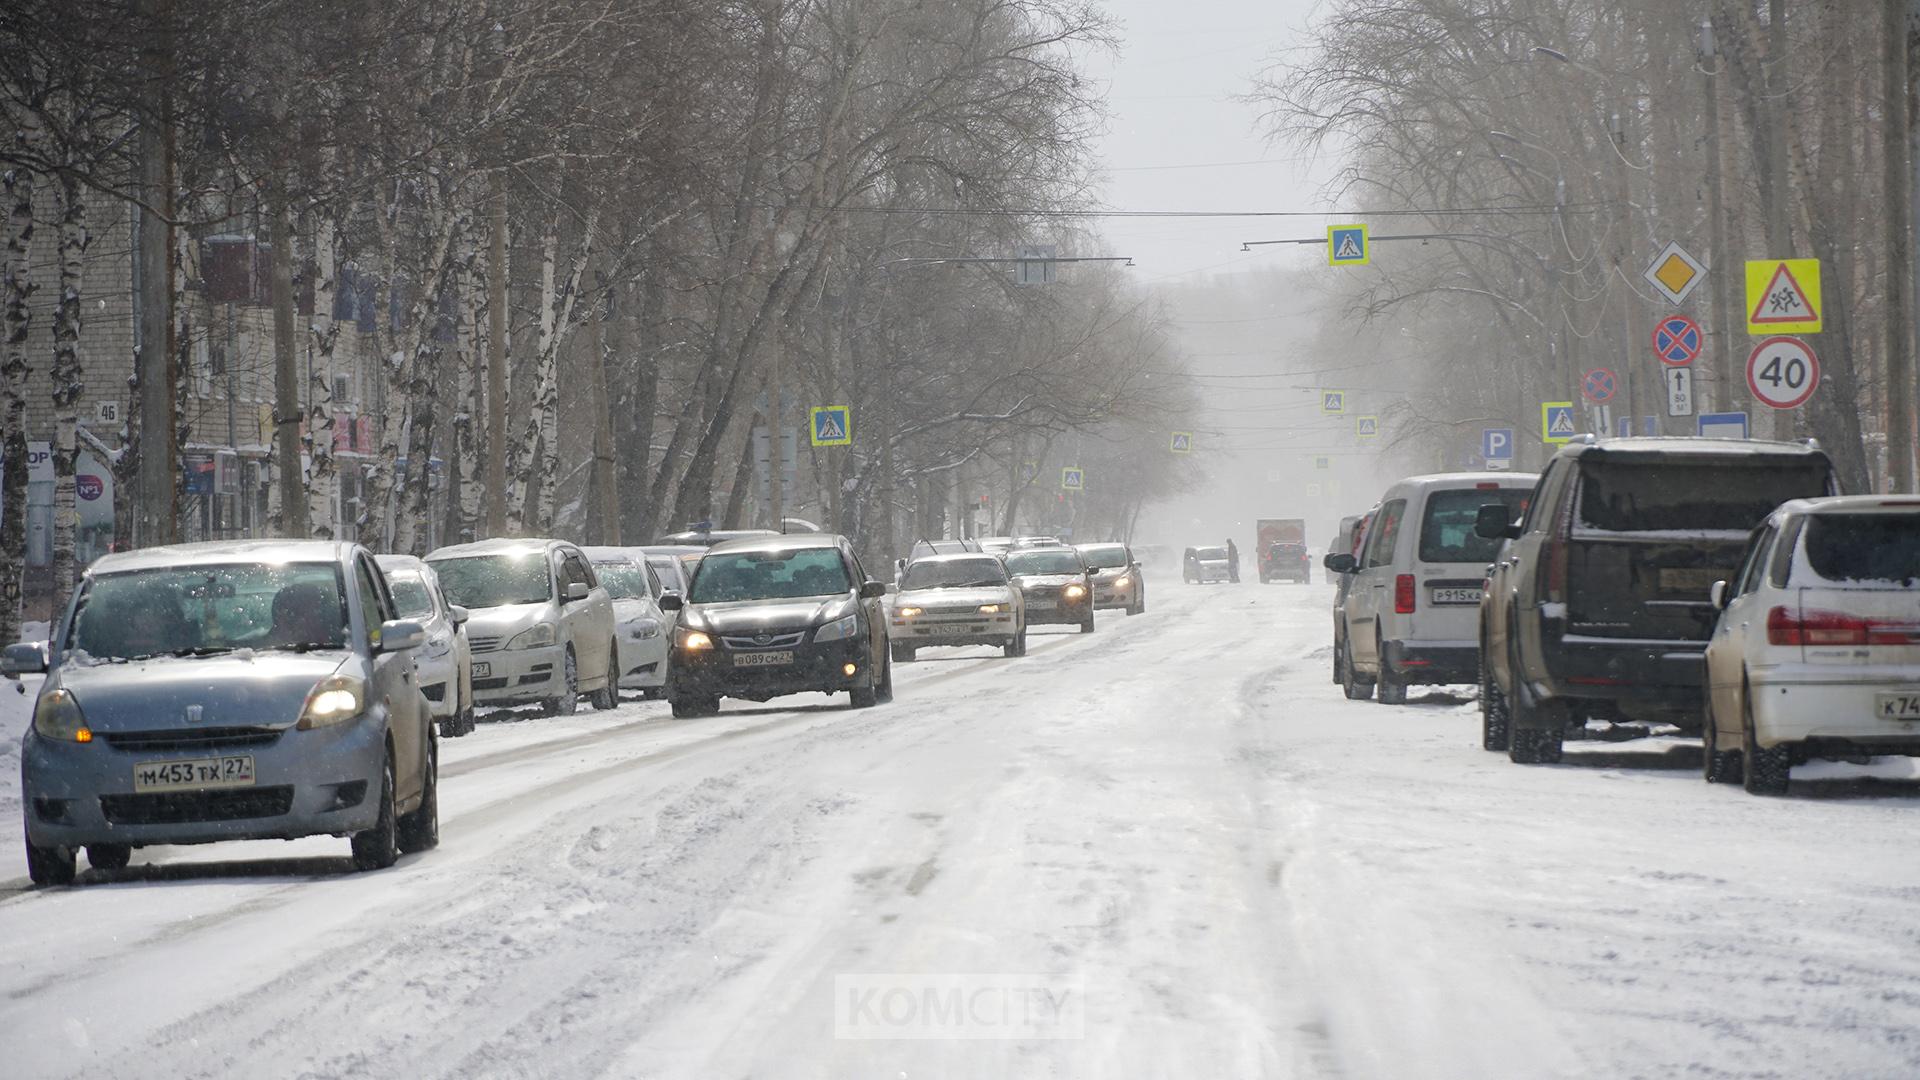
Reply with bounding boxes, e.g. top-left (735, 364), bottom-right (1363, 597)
top-left (1355, 415), bottom-right (1379, 439)
top-left (1320, 390), bottom-right (1346, 414)
top-left (1170, 431), bottom-right (1193, 454)
top-left (1643, 241), bottom-right (1707, 305)
top-left (1542, 401), bottom-right (1576, 444)
top-left (1698, 411), bottom-right (1750, 439)
top-left (1652, 315), bottom-right (1703, 366)
top-left (1745, 259), bottom-right (1822, 334)
top-left (1328, 225), bottom-right (1369, 266)
top-left (1745, 335), bottom-right (1820, 409)
top-left (809, 405), bottom-right (852, 446)
top-left (1060, 466), bottom-right (1085, 491)
top-left (1482, 427), bottom-right (1514, 461)
top-left (1581, 368), bottom-right (1618, 404)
